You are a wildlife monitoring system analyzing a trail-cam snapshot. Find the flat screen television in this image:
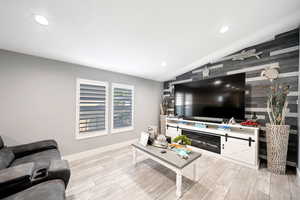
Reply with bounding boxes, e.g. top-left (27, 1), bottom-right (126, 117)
top-left (174, 73), bottom-right (245, 120)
